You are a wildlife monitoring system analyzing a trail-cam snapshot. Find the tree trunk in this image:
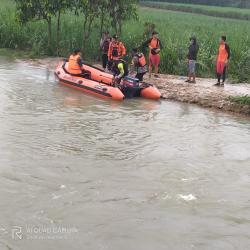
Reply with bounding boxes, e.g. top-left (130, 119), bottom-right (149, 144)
top-left (47, 17), bottom-right (52, 55)
top-left (82, 15), bottom-right (94, 56)
top-left (118, 20), bottom-right (122, 36)
top-left (56, 11), bottom-right (61, 56)
top-left (98, 10), bottom-right (105, 62)
top-left (82, 14), bottom-right (89, 54)
top-left (100, 8), bottom-right (105, 37)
